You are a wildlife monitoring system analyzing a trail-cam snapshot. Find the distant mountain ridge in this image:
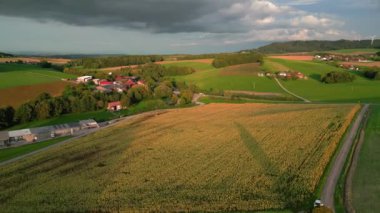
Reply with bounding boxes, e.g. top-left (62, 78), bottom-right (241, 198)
top-left (0, 52), bottom-right (14, 58)
top-left (256, 39), bottom-right (380, 53)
